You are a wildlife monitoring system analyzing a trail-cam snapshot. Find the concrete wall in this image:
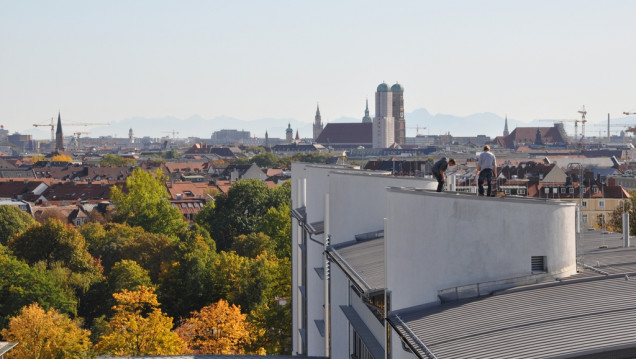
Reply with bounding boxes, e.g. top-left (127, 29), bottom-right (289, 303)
top-left (385, 189), bottom-right (577, 310)
top-left (328, 172), bottom-right (437, 246)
